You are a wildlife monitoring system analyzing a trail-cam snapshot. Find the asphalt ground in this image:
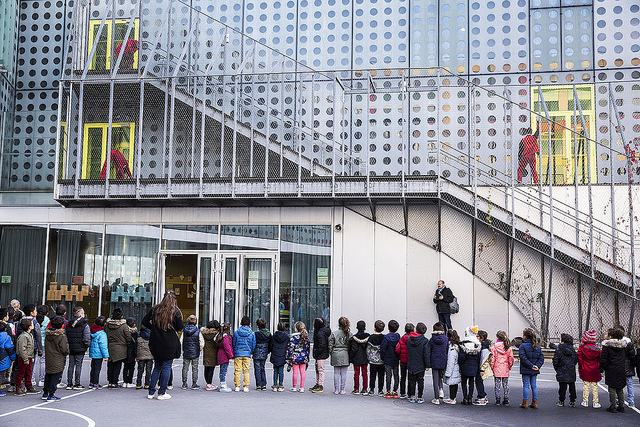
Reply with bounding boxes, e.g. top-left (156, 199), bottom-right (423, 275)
top-left (0, 358), bottom-right (638, 427)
